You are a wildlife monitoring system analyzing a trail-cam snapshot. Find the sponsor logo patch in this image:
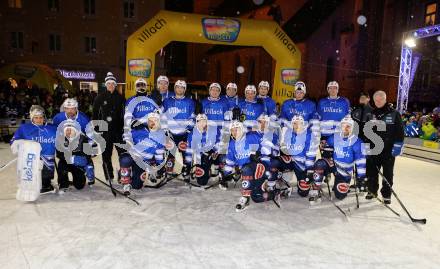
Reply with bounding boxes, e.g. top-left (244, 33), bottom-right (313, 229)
top-left (194, 167), bottom-right (205, 177)
top-left (242, 180), bottom-right (250, 189)
top-left (254, 163), bottom-right (266, 179)
top-left (281, 155), bottom-right (292, 163)
top-left (336, 182), bottom-right (349, 193)
top-left (202, 18), bottom-right (241, 42)
top-left (298, 180), bottom-right (310, 191)
top-left (128, 58), bottom-right (152, 78)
